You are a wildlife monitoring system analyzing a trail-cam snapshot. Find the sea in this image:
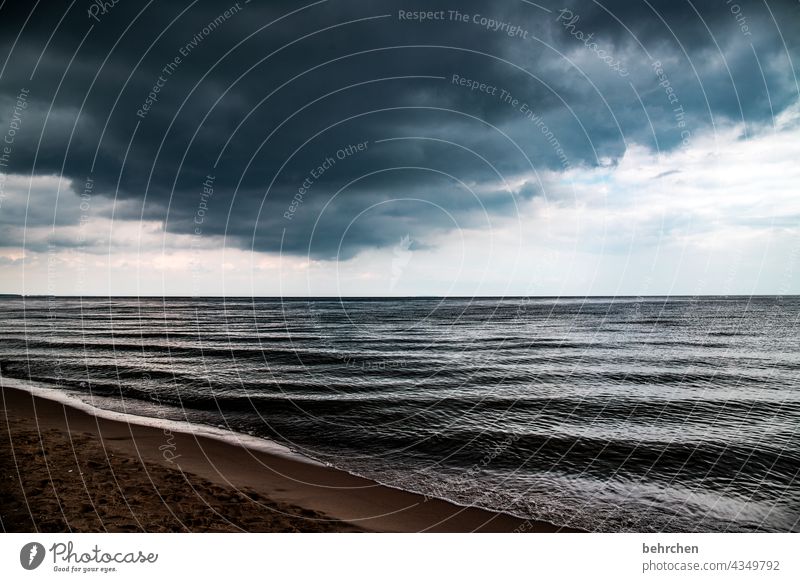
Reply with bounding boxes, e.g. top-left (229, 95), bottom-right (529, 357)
top-left (1, 295), bottom-right (798, 532)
